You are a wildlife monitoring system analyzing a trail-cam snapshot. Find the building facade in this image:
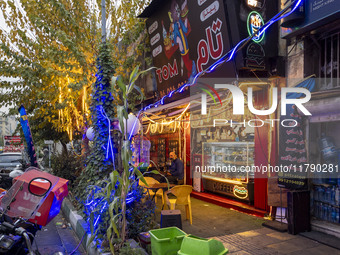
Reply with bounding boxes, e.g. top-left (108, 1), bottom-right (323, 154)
top-left (138, 0), bottom-right (340, 234)
top-left (282, 0), bottom-right (340, 237)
